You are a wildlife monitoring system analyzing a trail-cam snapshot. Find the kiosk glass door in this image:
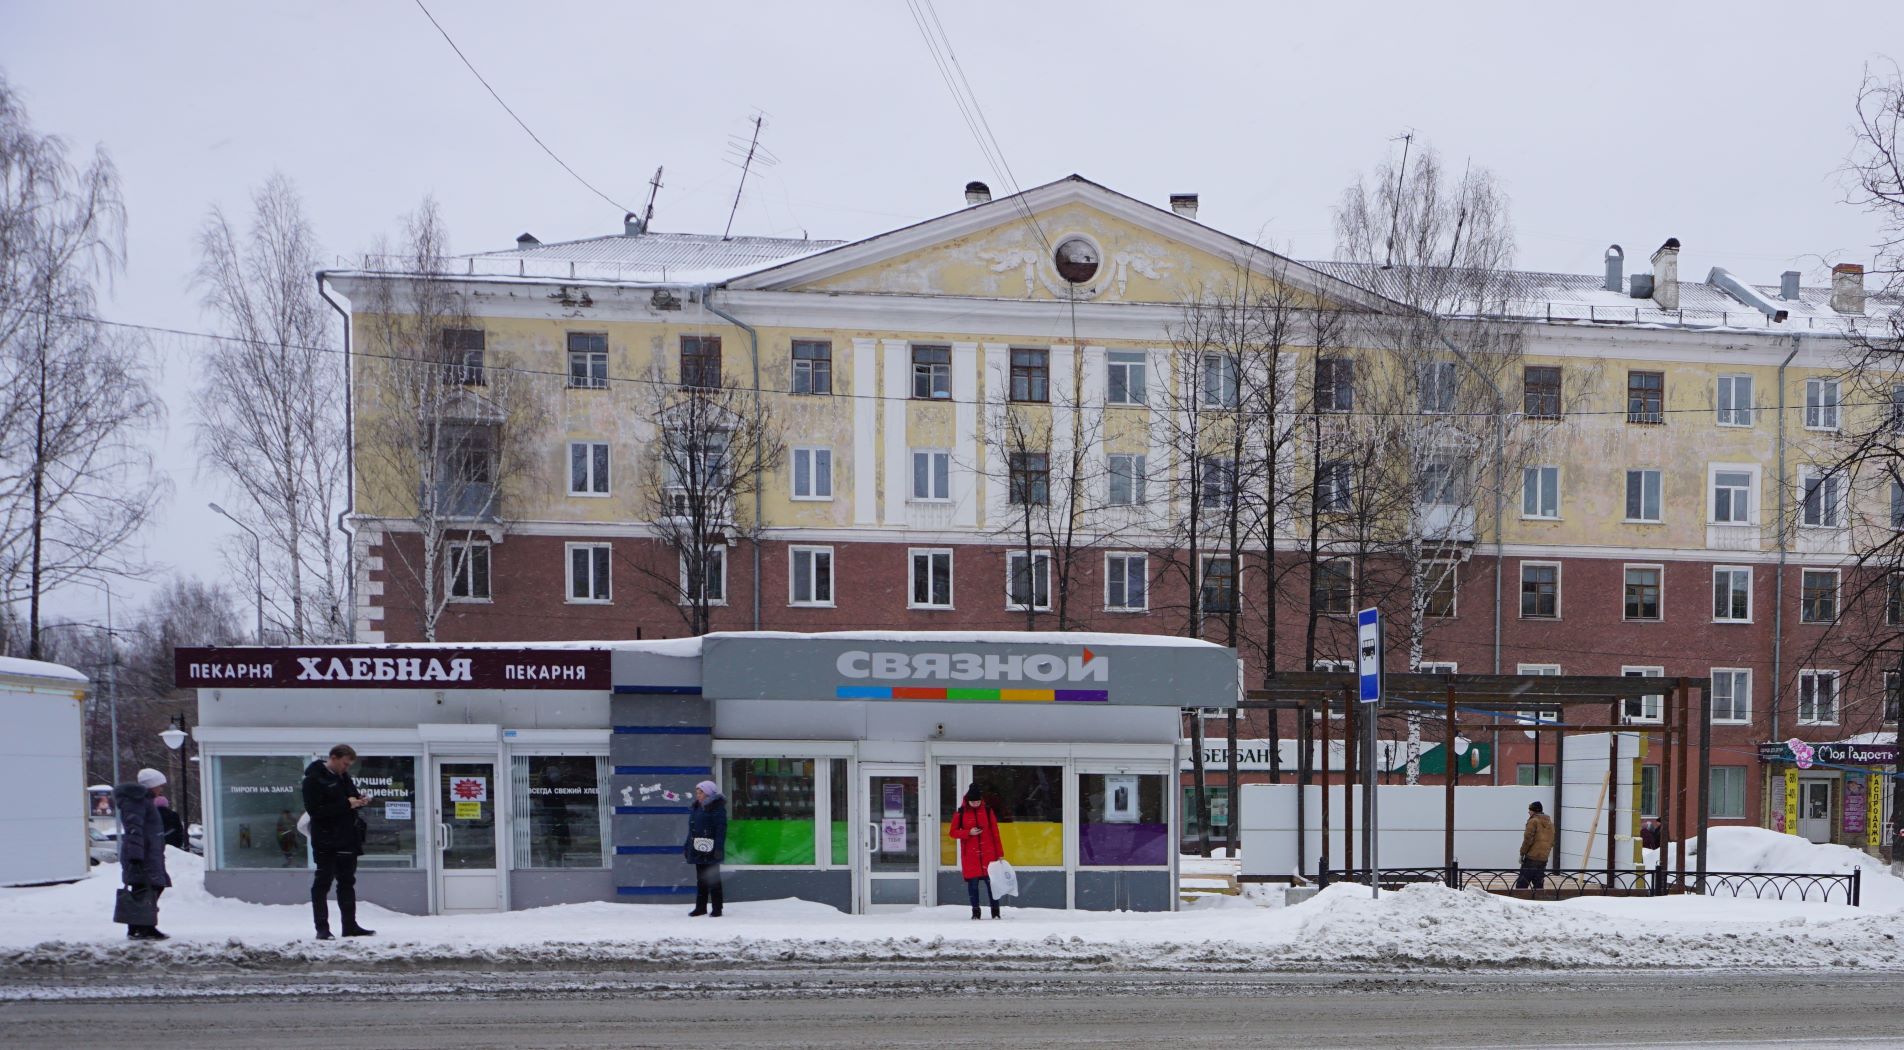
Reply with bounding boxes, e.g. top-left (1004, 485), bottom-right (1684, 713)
top-left (434, 759), bottom-right (503, 913)
top-left (863, 767), bottom-right (924, 909)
